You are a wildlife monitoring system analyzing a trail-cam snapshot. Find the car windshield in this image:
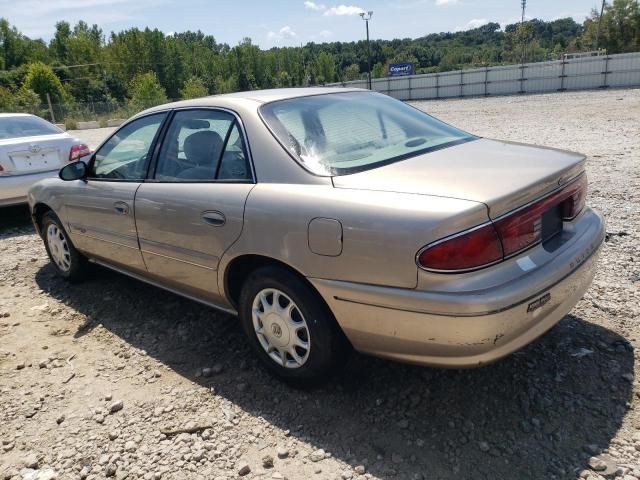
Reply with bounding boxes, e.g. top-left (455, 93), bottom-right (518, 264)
top-left (259, 91), bottom-right (476, 176)
top-left (0, 116), bottom-right (61, 140)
